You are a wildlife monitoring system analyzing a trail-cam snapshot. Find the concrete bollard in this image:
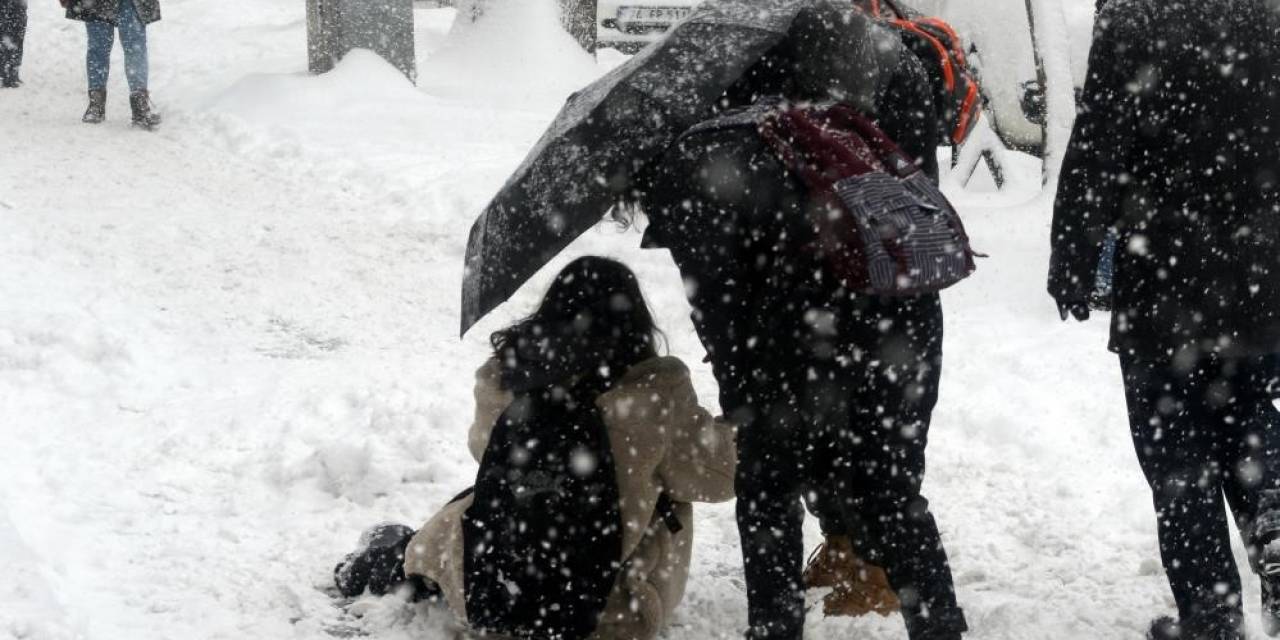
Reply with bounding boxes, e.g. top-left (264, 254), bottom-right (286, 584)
top-left (307, 0), bottom-right (417, 84)
top-left (558, 0), bottom-right (597, 53)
